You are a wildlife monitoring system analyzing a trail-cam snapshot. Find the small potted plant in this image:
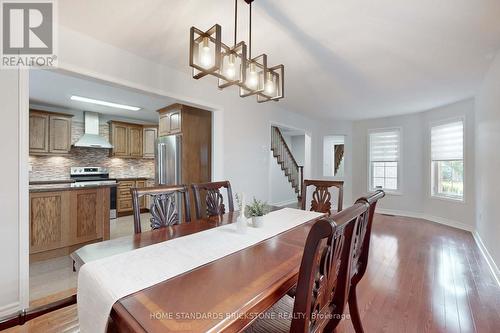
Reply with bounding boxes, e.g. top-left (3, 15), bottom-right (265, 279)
top-left (245, 198), bottom-right (271, 227)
